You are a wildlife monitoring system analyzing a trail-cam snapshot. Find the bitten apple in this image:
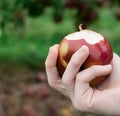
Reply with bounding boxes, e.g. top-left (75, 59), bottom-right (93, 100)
top-left (57, 24), bottom-right (113, 87)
